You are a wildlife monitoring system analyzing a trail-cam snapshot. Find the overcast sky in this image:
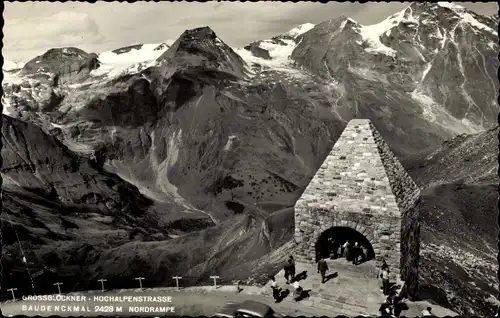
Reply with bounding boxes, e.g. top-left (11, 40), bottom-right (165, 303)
top-left (3, 1), bottom-right (497, 62)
